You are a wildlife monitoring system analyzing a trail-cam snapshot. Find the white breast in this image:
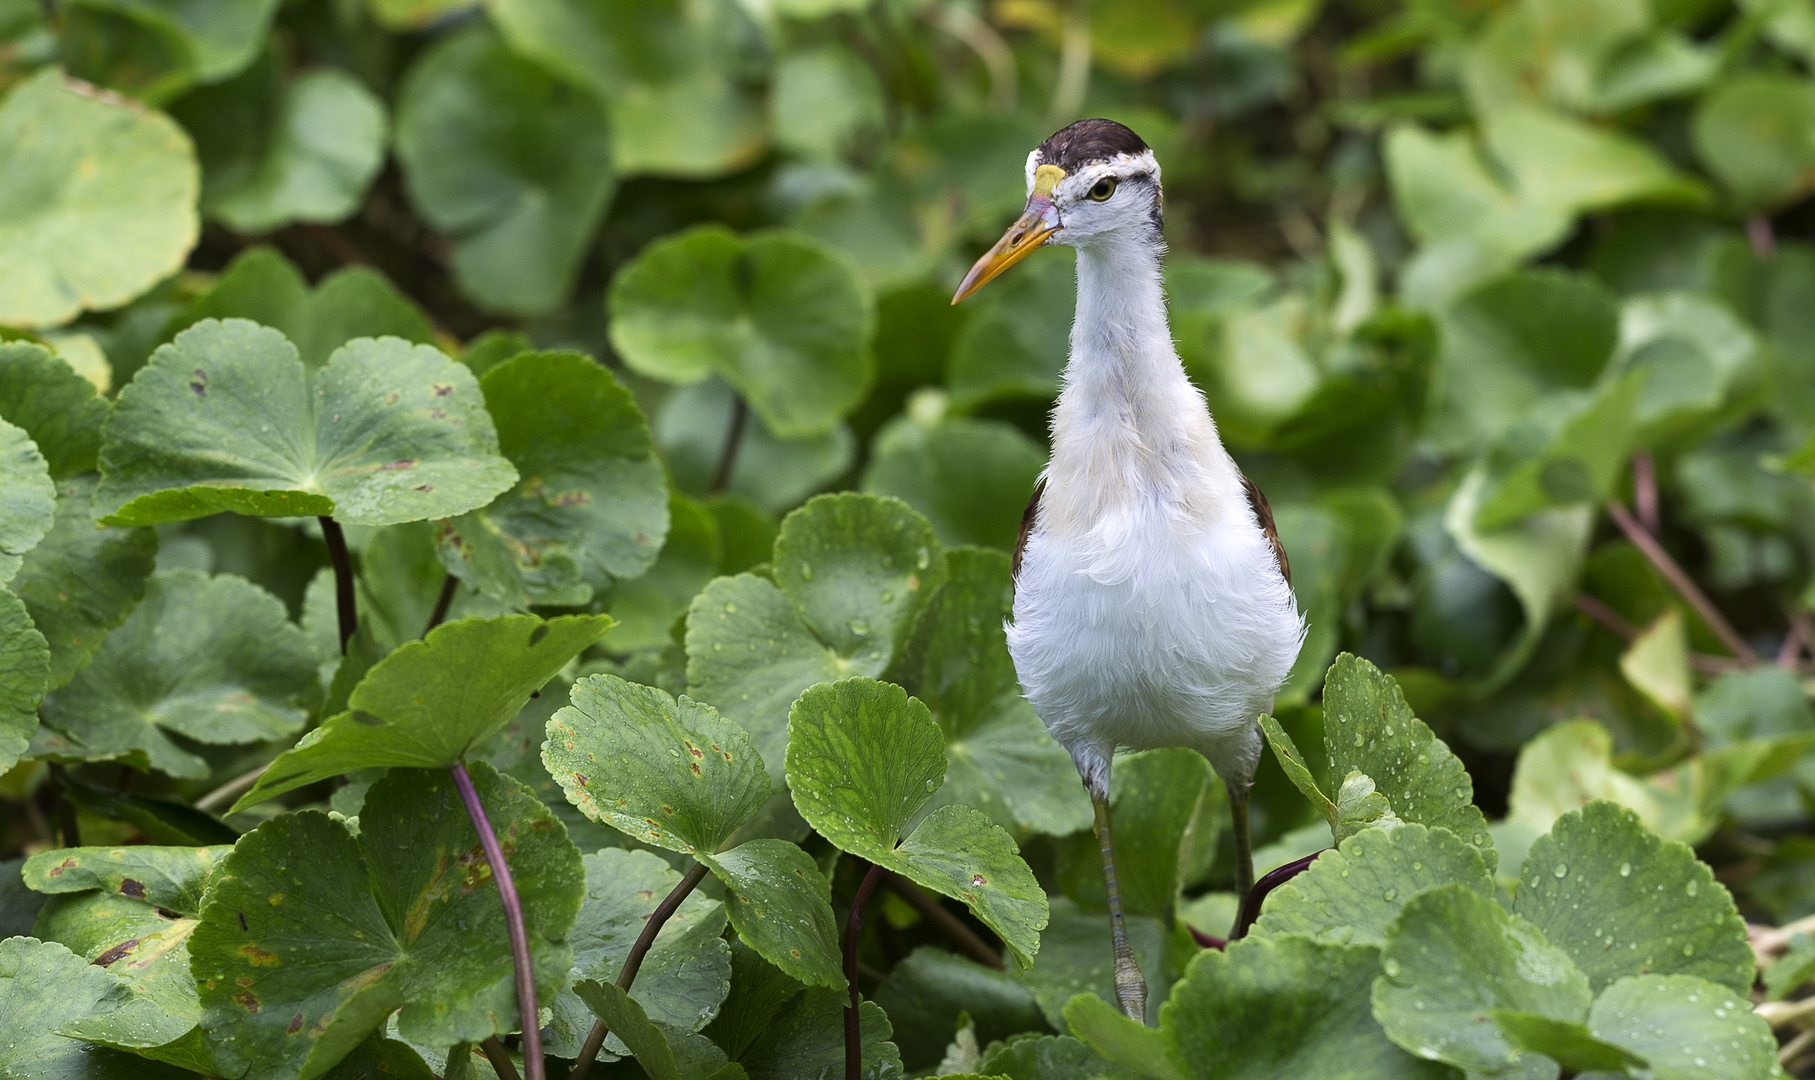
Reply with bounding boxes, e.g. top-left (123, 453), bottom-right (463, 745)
top-left (1006, 478), bottom-right (1302, 792)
